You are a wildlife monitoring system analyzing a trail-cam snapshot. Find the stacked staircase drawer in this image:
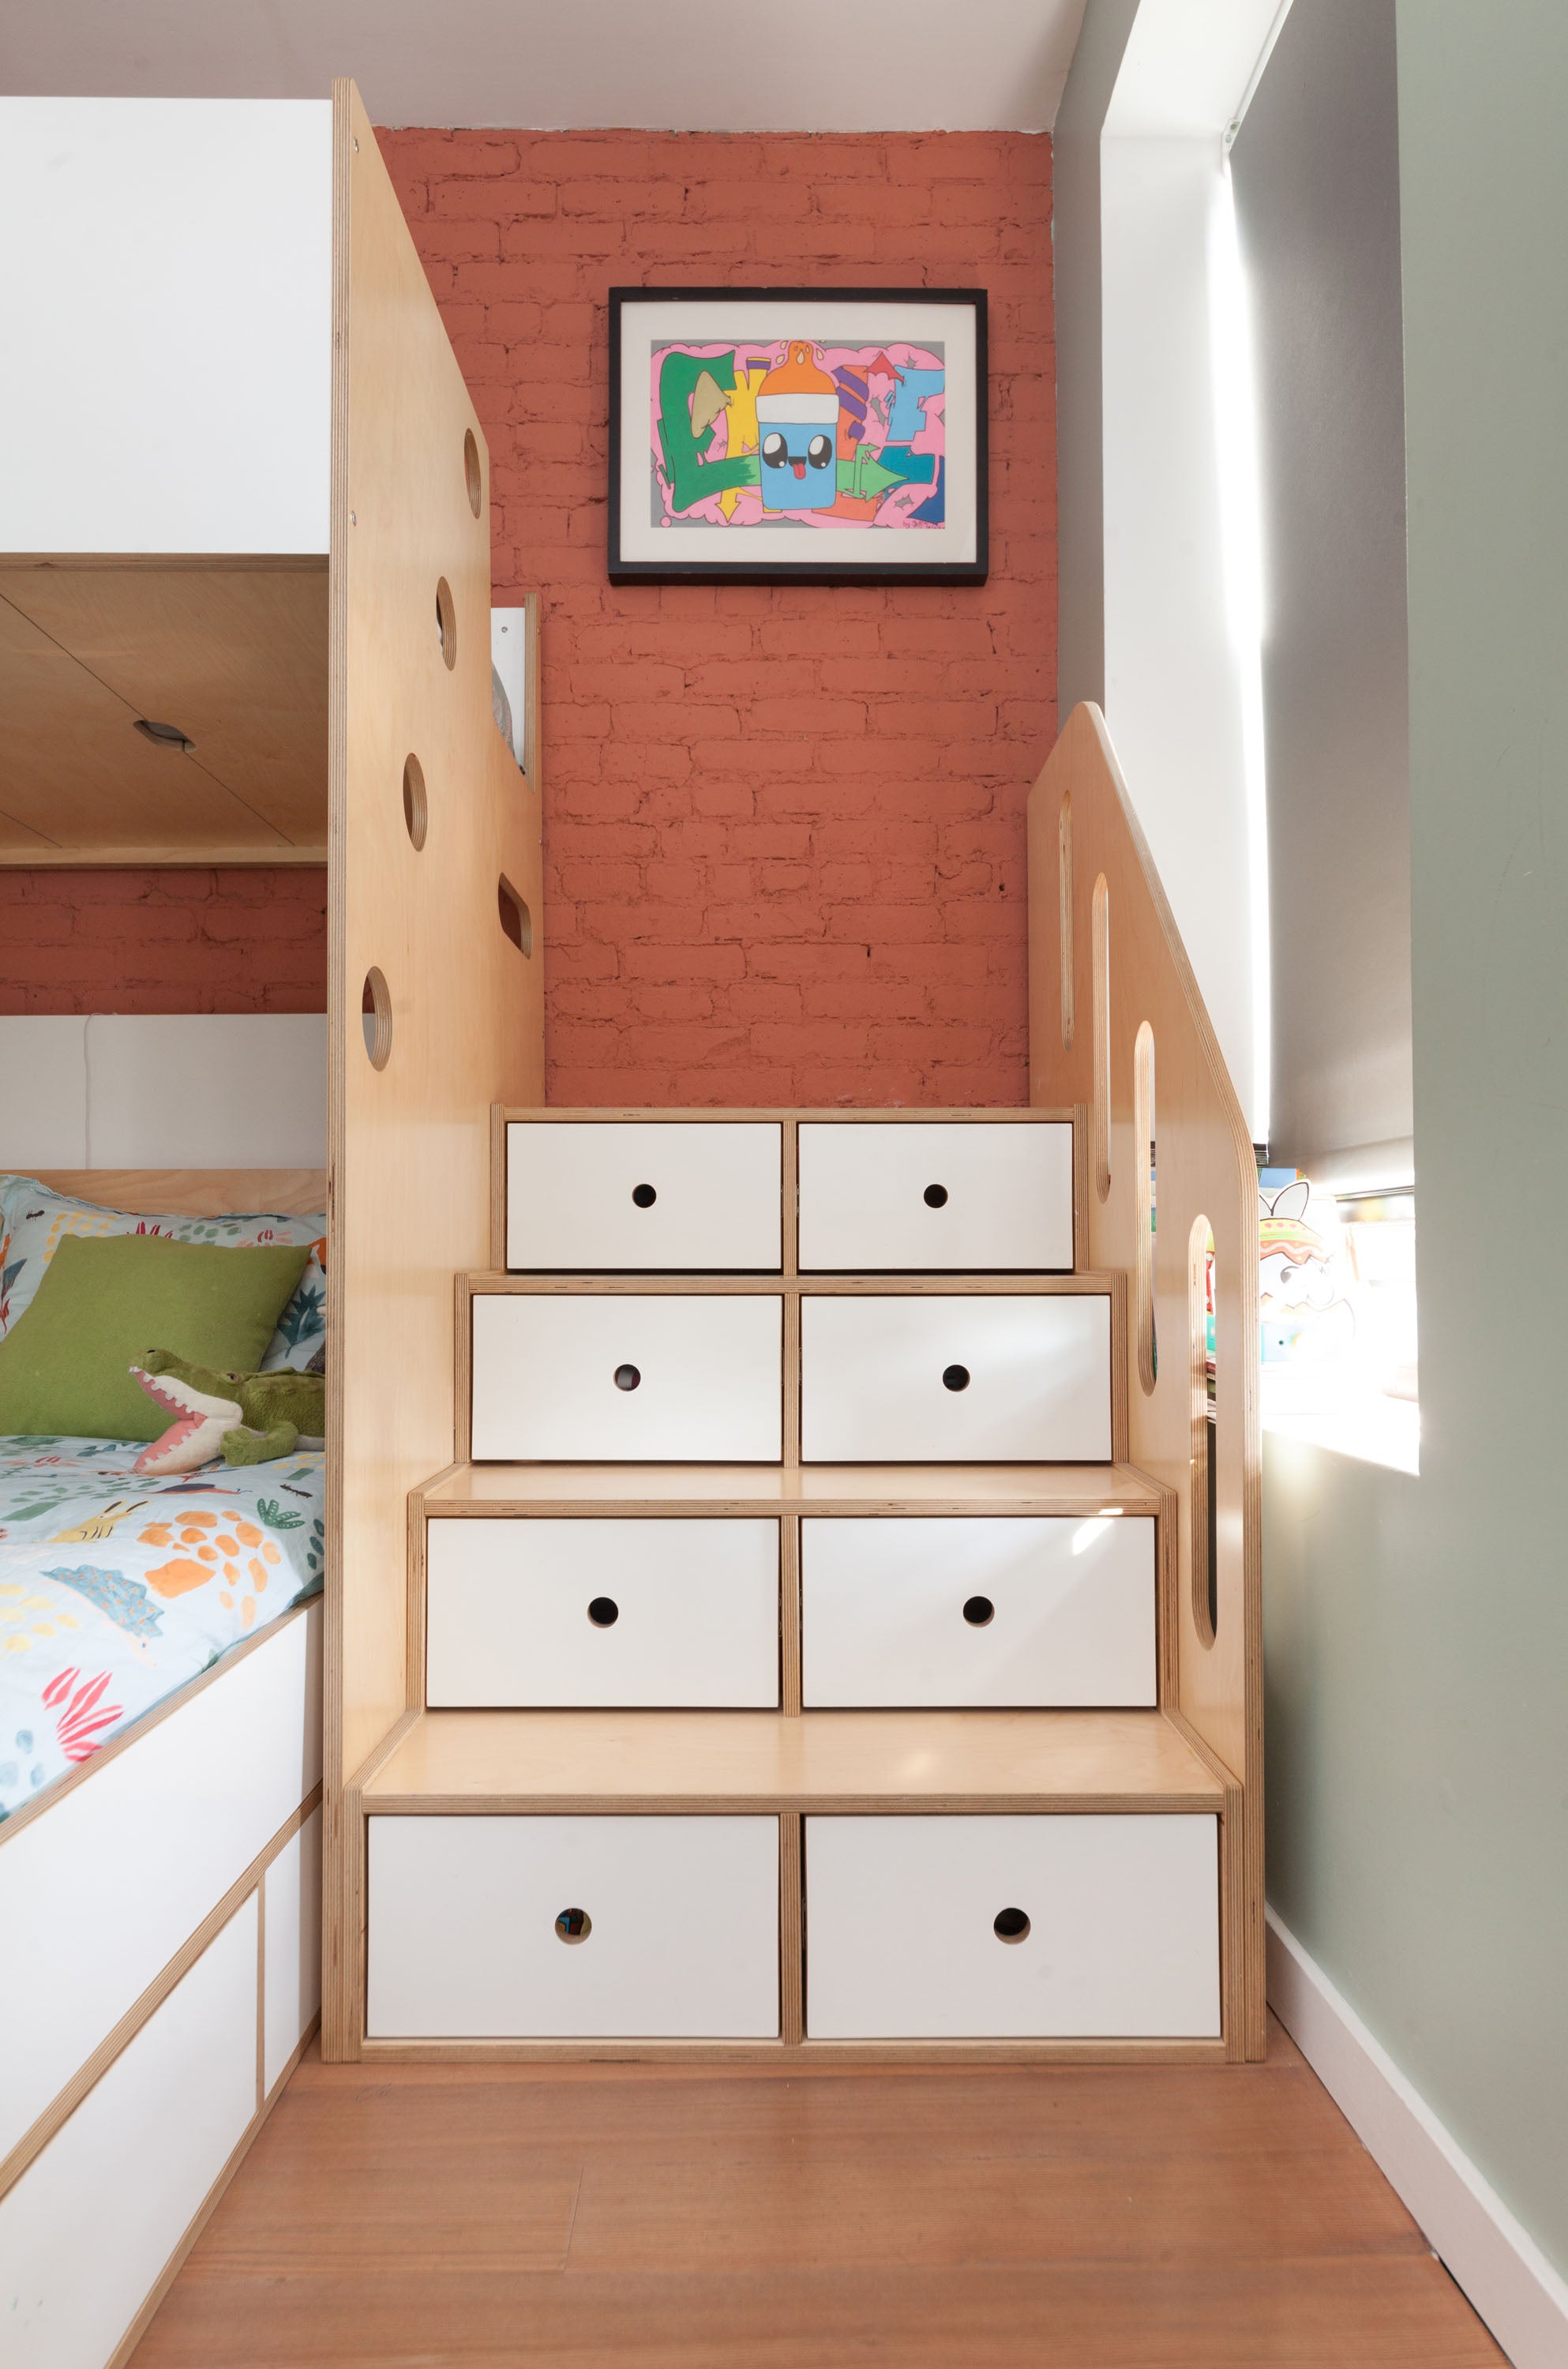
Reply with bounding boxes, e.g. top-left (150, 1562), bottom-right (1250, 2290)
top-left (362, 1110), bottom-right (1234, 2058)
